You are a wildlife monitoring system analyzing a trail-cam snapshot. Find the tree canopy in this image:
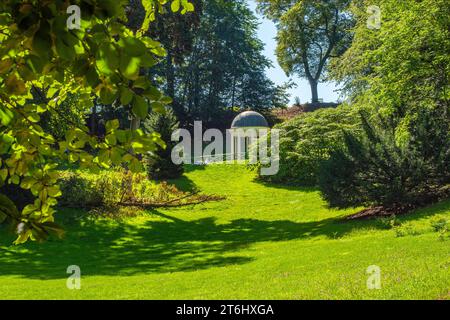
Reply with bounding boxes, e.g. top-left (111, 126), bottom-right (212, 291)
top-left (257, 0), bottom-right (354, 103)
top-left (320, 0), bottom-right (449, 209)
top-left (154, 0), bottom-right (290, 129)
top-left (0, 0), bottom-right (194, 244)
top-left (330, 0), bottom-right (449, 120)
